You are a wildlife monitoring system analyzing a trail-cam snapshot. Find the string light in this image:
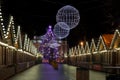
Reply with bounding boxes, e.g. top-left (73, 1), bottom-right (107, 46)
top-left (96, 35), bottom-right (107, 51)
top-left (110, 29), bottom-right (120, 49)
top-left (84, 41), bottom-right (90, 54)
top-left (90, 38), bottom-right (97, 52)
top-left (0, 7), bottom-right (6, 39)
top-left (0, 7), bottom-right (37, 56)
